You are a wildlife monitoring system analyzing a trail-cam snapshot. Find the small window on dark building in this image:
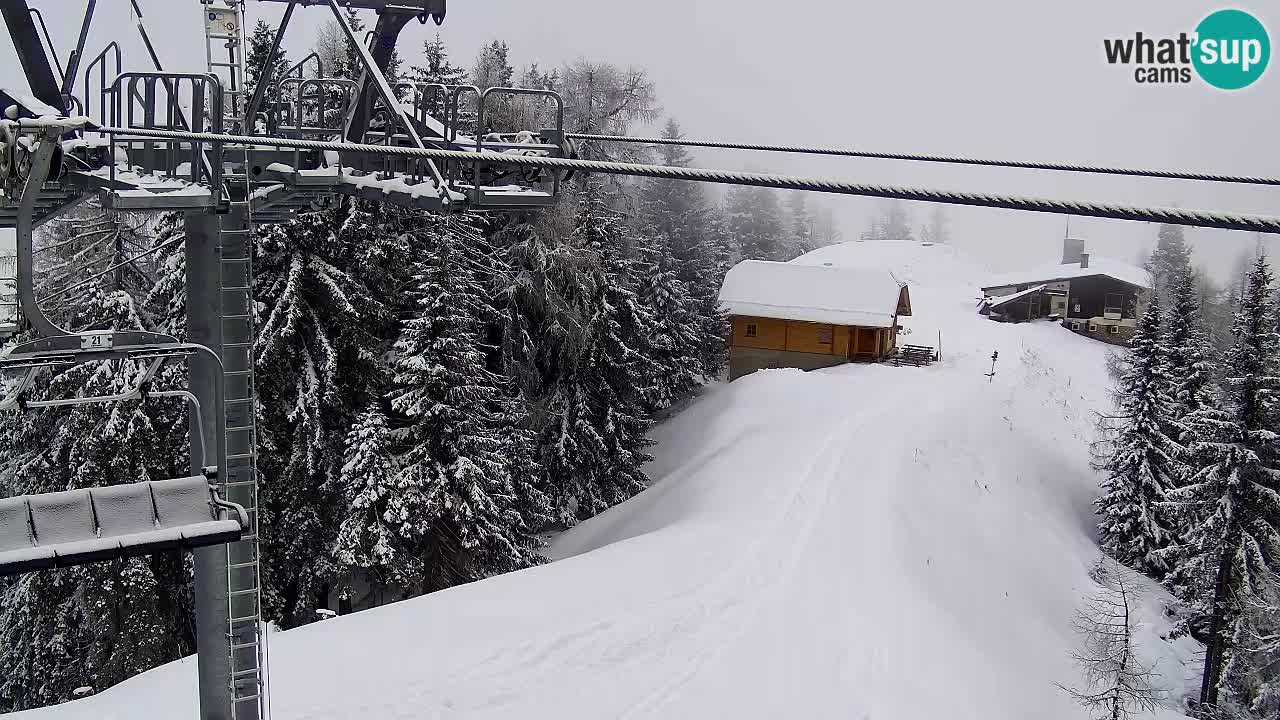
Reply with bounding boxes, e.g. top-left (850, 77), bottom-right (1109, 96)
top-left (745, 323), bottom-right (758, 338)
top-left (817, 327), bottom-right (833, 345)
